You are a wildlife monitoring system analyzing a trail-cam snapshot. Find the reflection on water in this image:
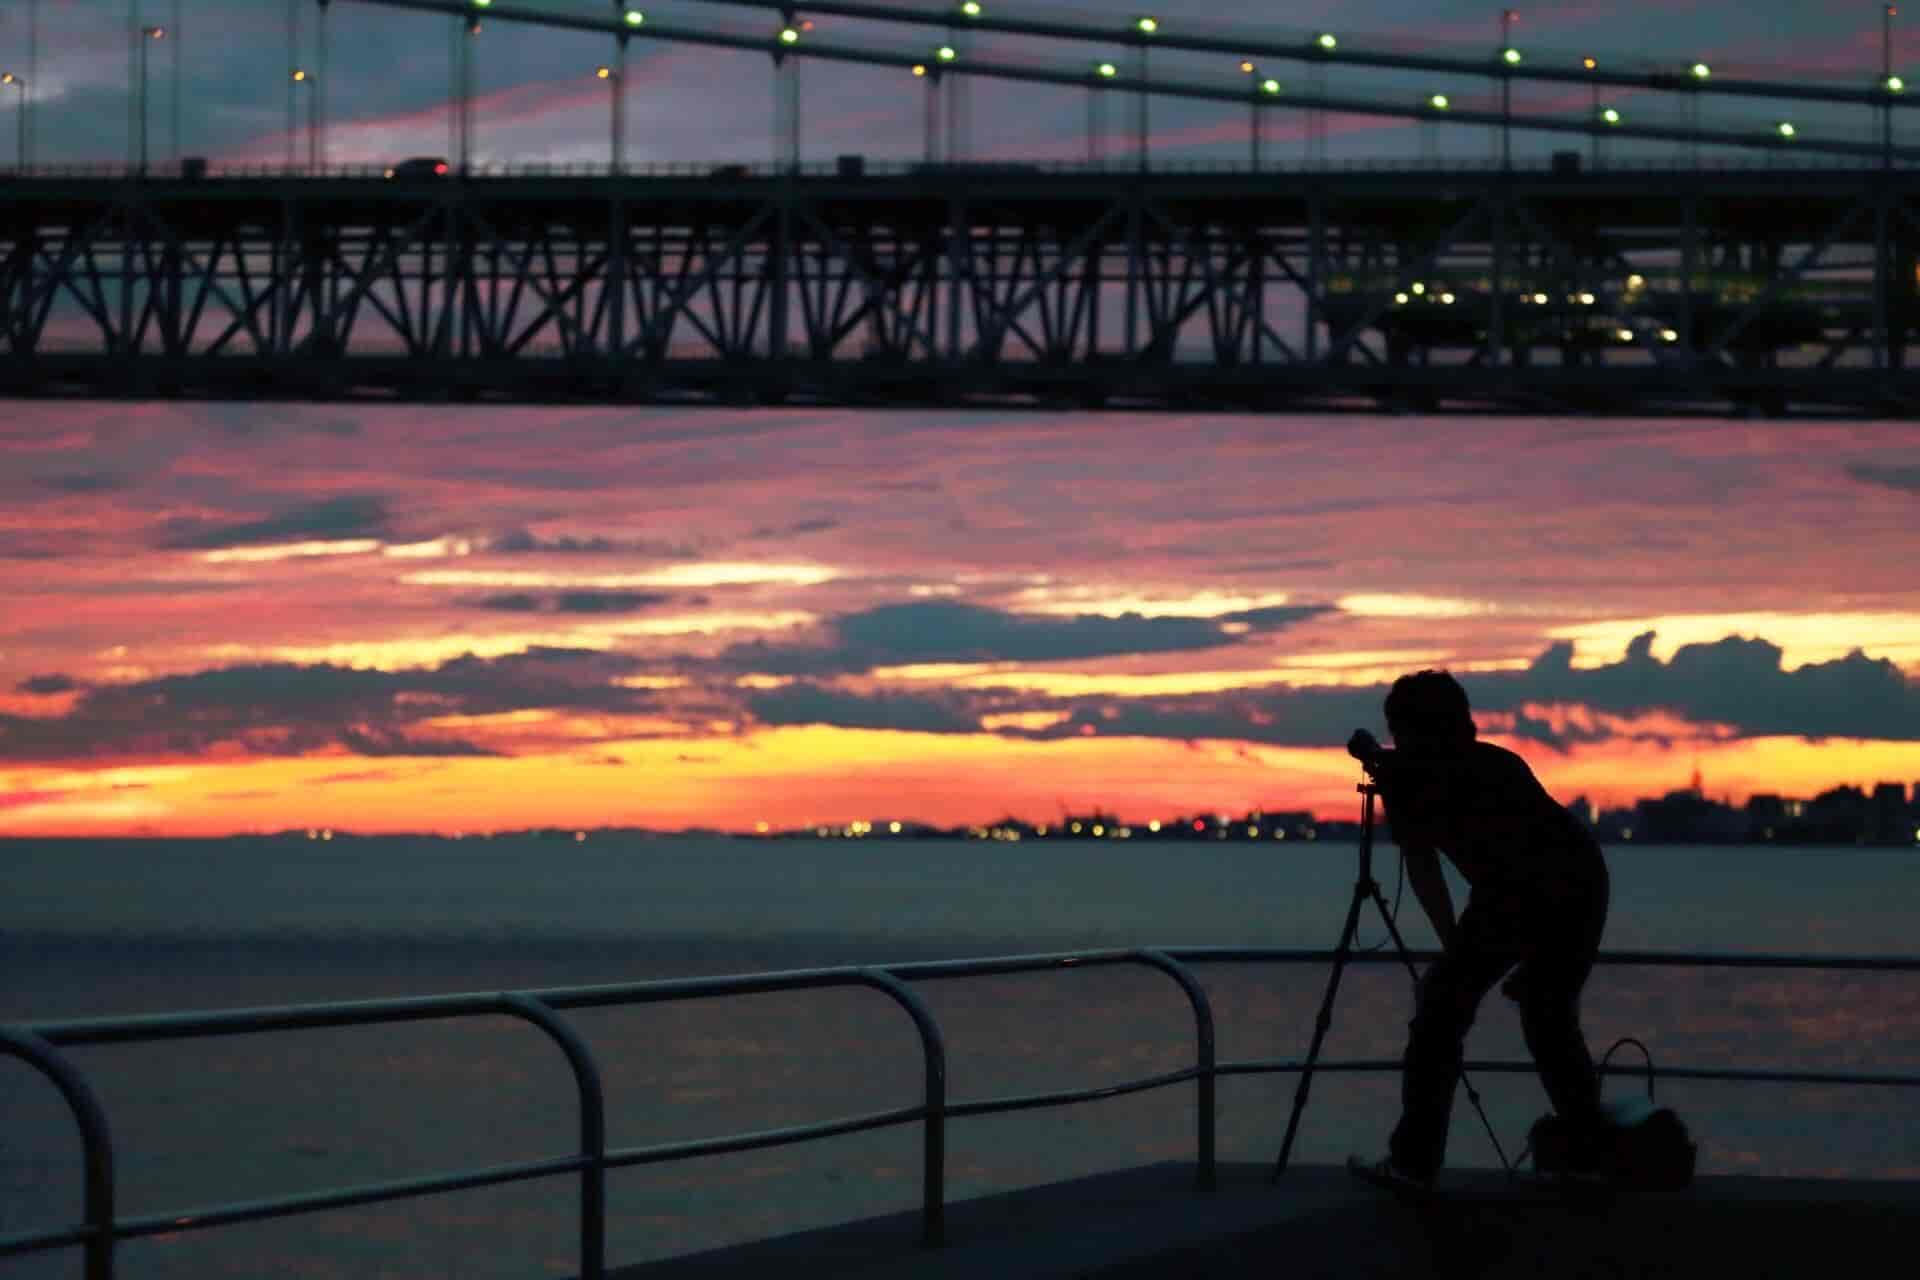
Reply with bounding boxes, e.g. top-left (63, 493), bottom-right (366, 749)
top-left (1, 837), bottom-right (1915, 1277)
